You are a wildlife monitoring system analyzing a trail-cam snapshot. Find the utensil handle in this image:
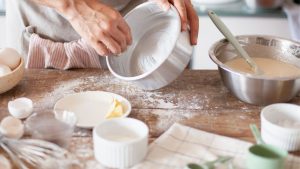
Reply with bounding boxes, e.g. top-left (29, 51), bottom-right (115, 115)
top-left (207, 10), bottom-right (257, 70)
top-left (249, 124), bottom-right (265, 145)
